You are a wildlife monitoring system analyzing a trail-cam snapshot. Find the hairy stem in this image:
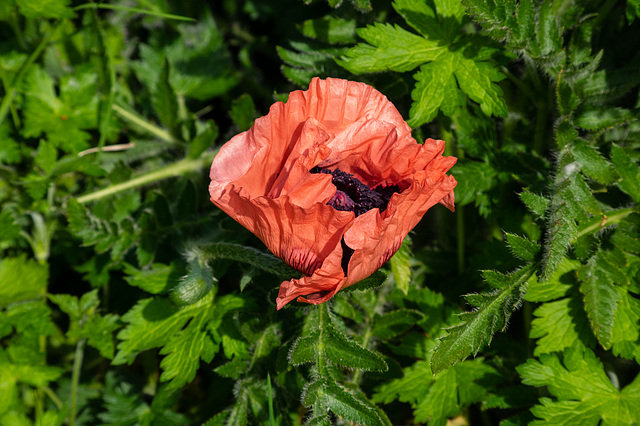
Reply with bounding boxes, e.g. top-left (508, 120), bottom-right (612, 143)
top-left (76, 150), bottom-right (217, 203)
top-left (69, 338), bottom-right (86, 426)
top-left (575, 207), bottom-right (637, 240)
top-left (112, 103), bottom-right (179, 143)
